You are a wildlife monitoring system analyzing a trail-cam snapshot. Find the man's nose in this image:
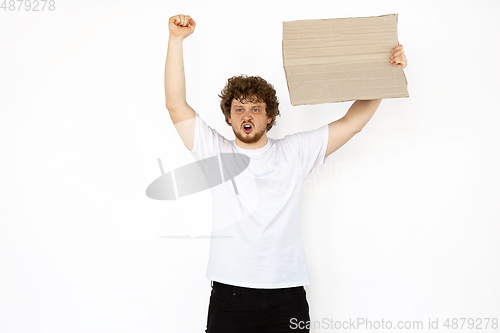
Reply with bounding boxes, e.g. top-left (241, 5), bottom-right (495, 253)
top-left (242, 111), bottom-right (253, 120)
